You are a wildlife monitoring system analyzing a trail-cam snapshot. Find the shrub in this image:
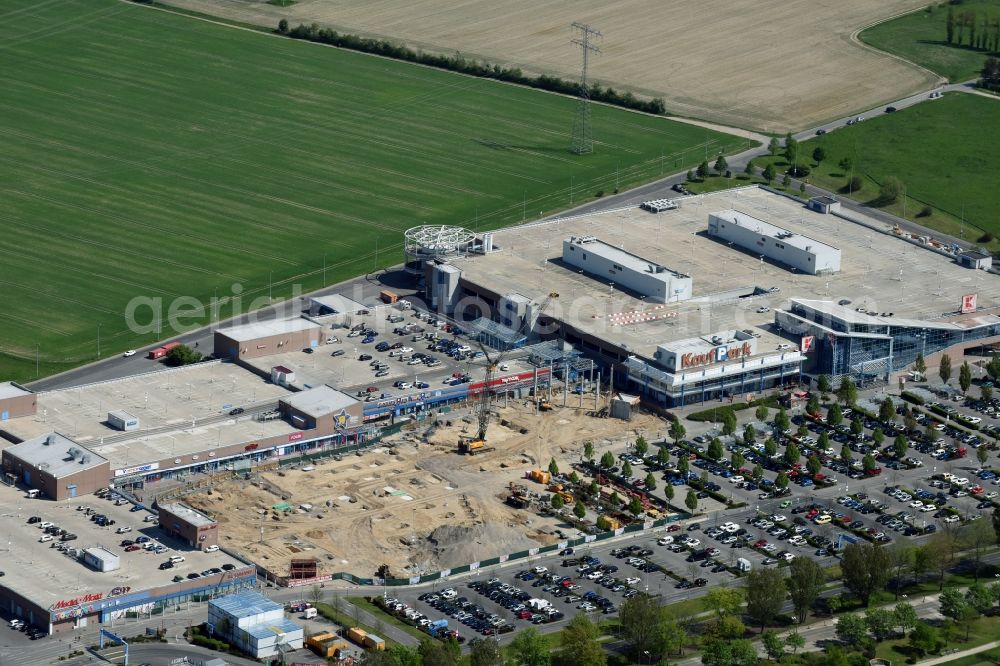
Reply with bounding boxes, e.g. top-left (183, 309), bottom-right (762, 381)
top-left (917, 205), bottom-right (933, 218)
top-left (978, 232), bottom-right (994, 243)
top-left (788, 165), bottom-right (811, 178)
top-left (845, 175), bottom-right (863, 193)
